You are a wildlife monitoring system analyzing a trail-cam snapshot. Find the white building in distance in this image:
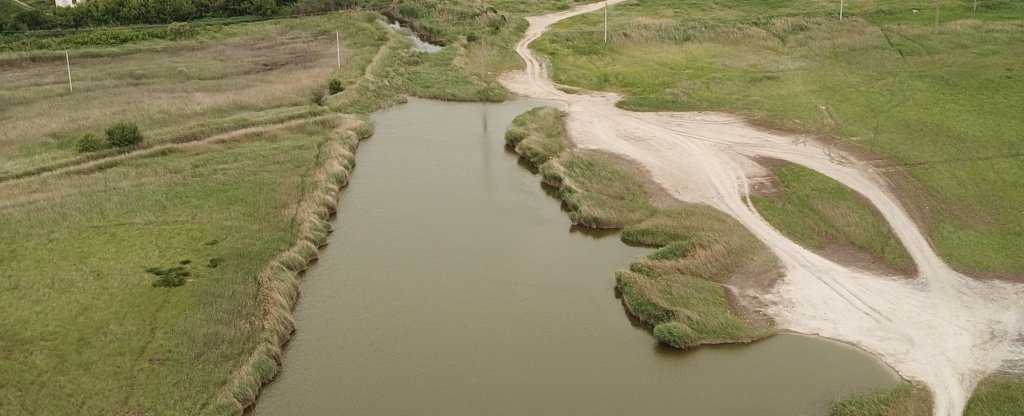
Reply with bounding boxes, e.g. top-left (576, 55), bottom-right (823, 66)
top-left (55, 0), bottom-right (82, 7)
